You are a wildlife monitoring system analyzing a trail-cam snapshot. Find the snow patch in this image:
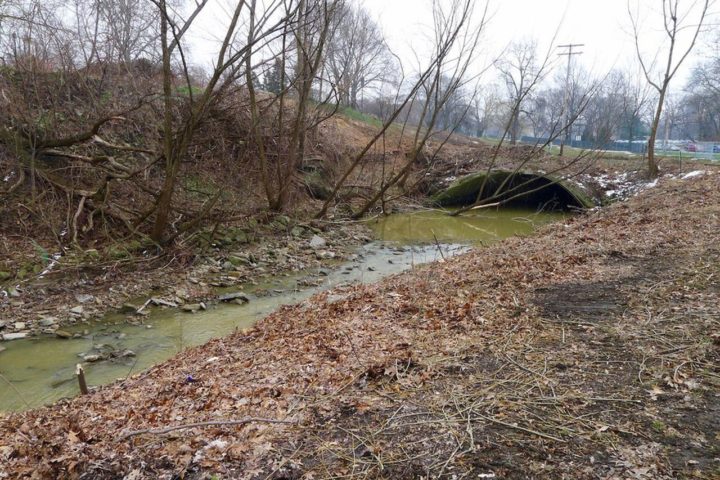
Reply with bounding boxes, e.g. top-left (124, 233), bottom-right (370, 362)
top-left (585, 170), bottom-right (681, 202)
top-left (38, 253), bottom-right (62, 279)
top-left (681, 170), bottom-right (706, 180)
